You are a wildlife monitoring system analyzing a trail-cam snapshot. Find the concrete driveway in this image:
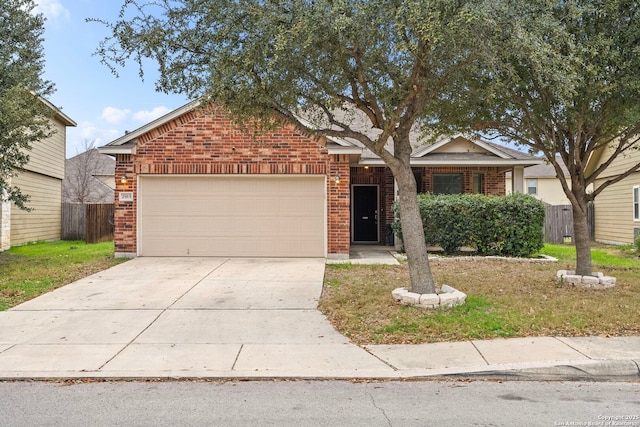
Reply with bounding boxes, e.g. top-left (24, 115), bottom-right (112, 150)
top-left (0, 257), bottom-right (393, 378)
